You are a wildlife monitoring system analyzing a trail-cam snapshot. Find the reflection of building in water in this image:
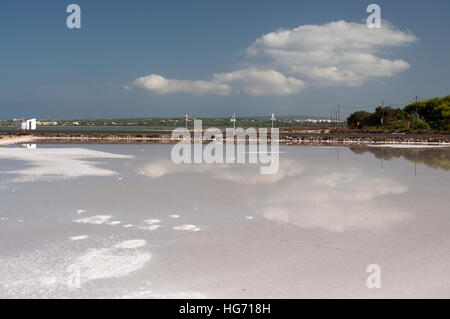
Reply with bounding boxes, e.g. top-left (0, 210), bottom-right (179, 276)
top-left (20, 144), bottom-right (37, 149)
top-left (349, 146), bottom-right (450, 171)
